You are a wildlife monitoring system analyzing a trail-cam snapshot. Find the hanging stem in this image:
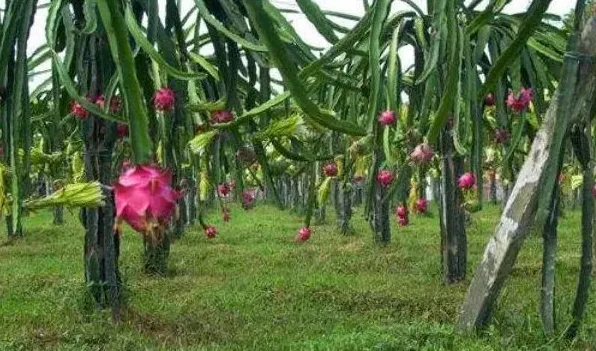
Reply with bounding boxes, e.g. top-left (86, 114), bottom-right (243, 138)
top-left (567, 123), bottom-right (593, 338)
top-left (540, 145), bottom-right (564, 337)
